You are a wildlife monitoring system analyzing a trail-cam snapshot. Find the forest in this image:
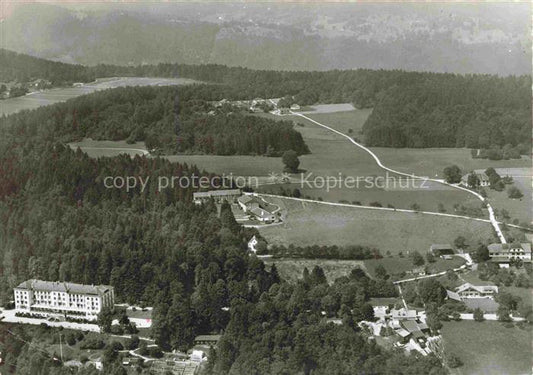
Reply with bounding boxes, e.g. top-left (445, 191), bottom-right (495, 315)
top-left (9, 84), bottom-right (308, 156)
top-left (2, 49), bottom-right (531, 151)
top-left (0, 49), bottom-right (95, 86)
